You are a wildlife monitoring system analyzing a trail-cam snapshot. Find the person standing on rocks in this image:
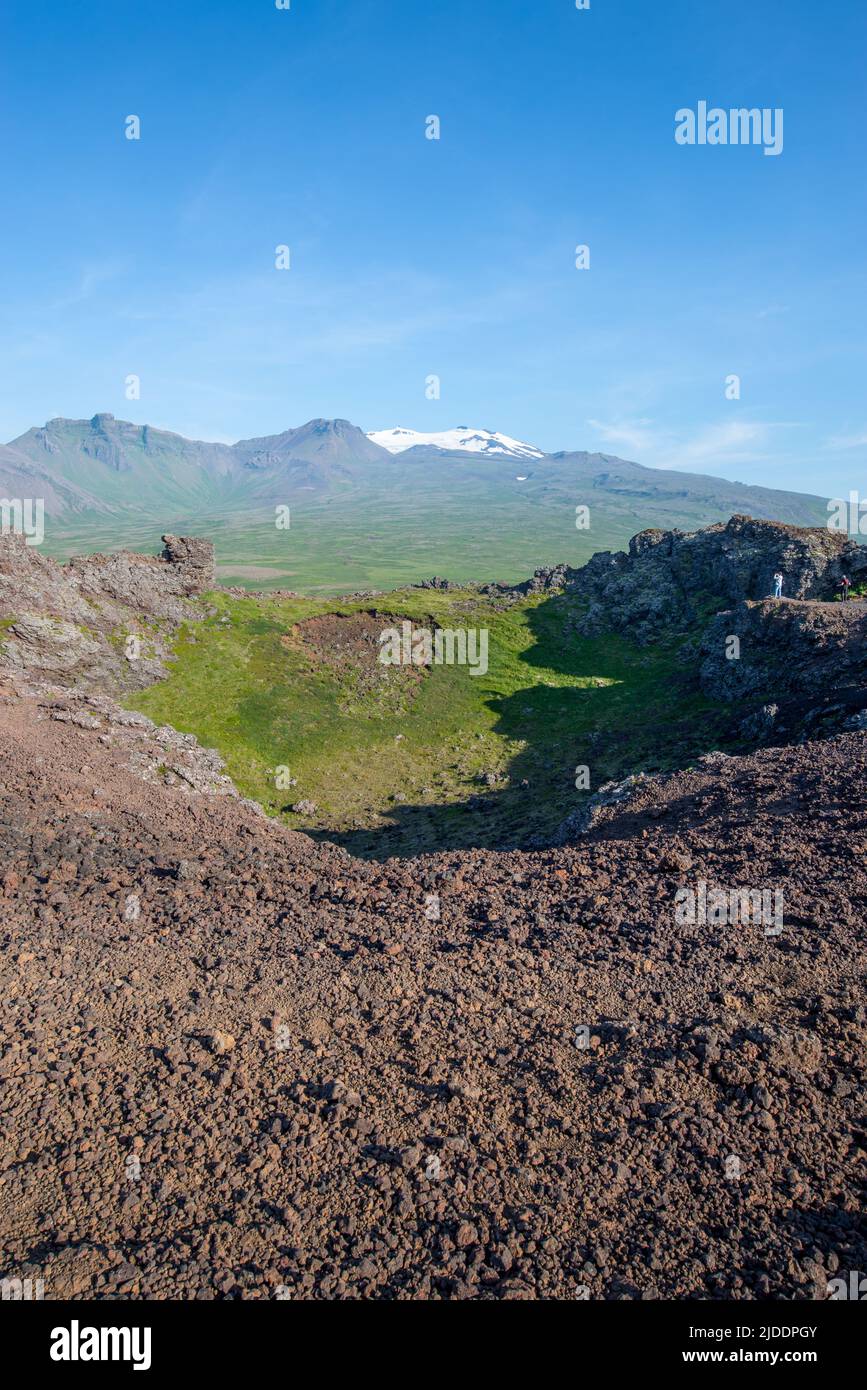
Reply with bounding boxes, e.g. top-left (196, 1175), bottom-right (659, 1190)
top-left (839, 574), bottom-right (852, 601)
top-left (773, 570), bottom-right (783, 600)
